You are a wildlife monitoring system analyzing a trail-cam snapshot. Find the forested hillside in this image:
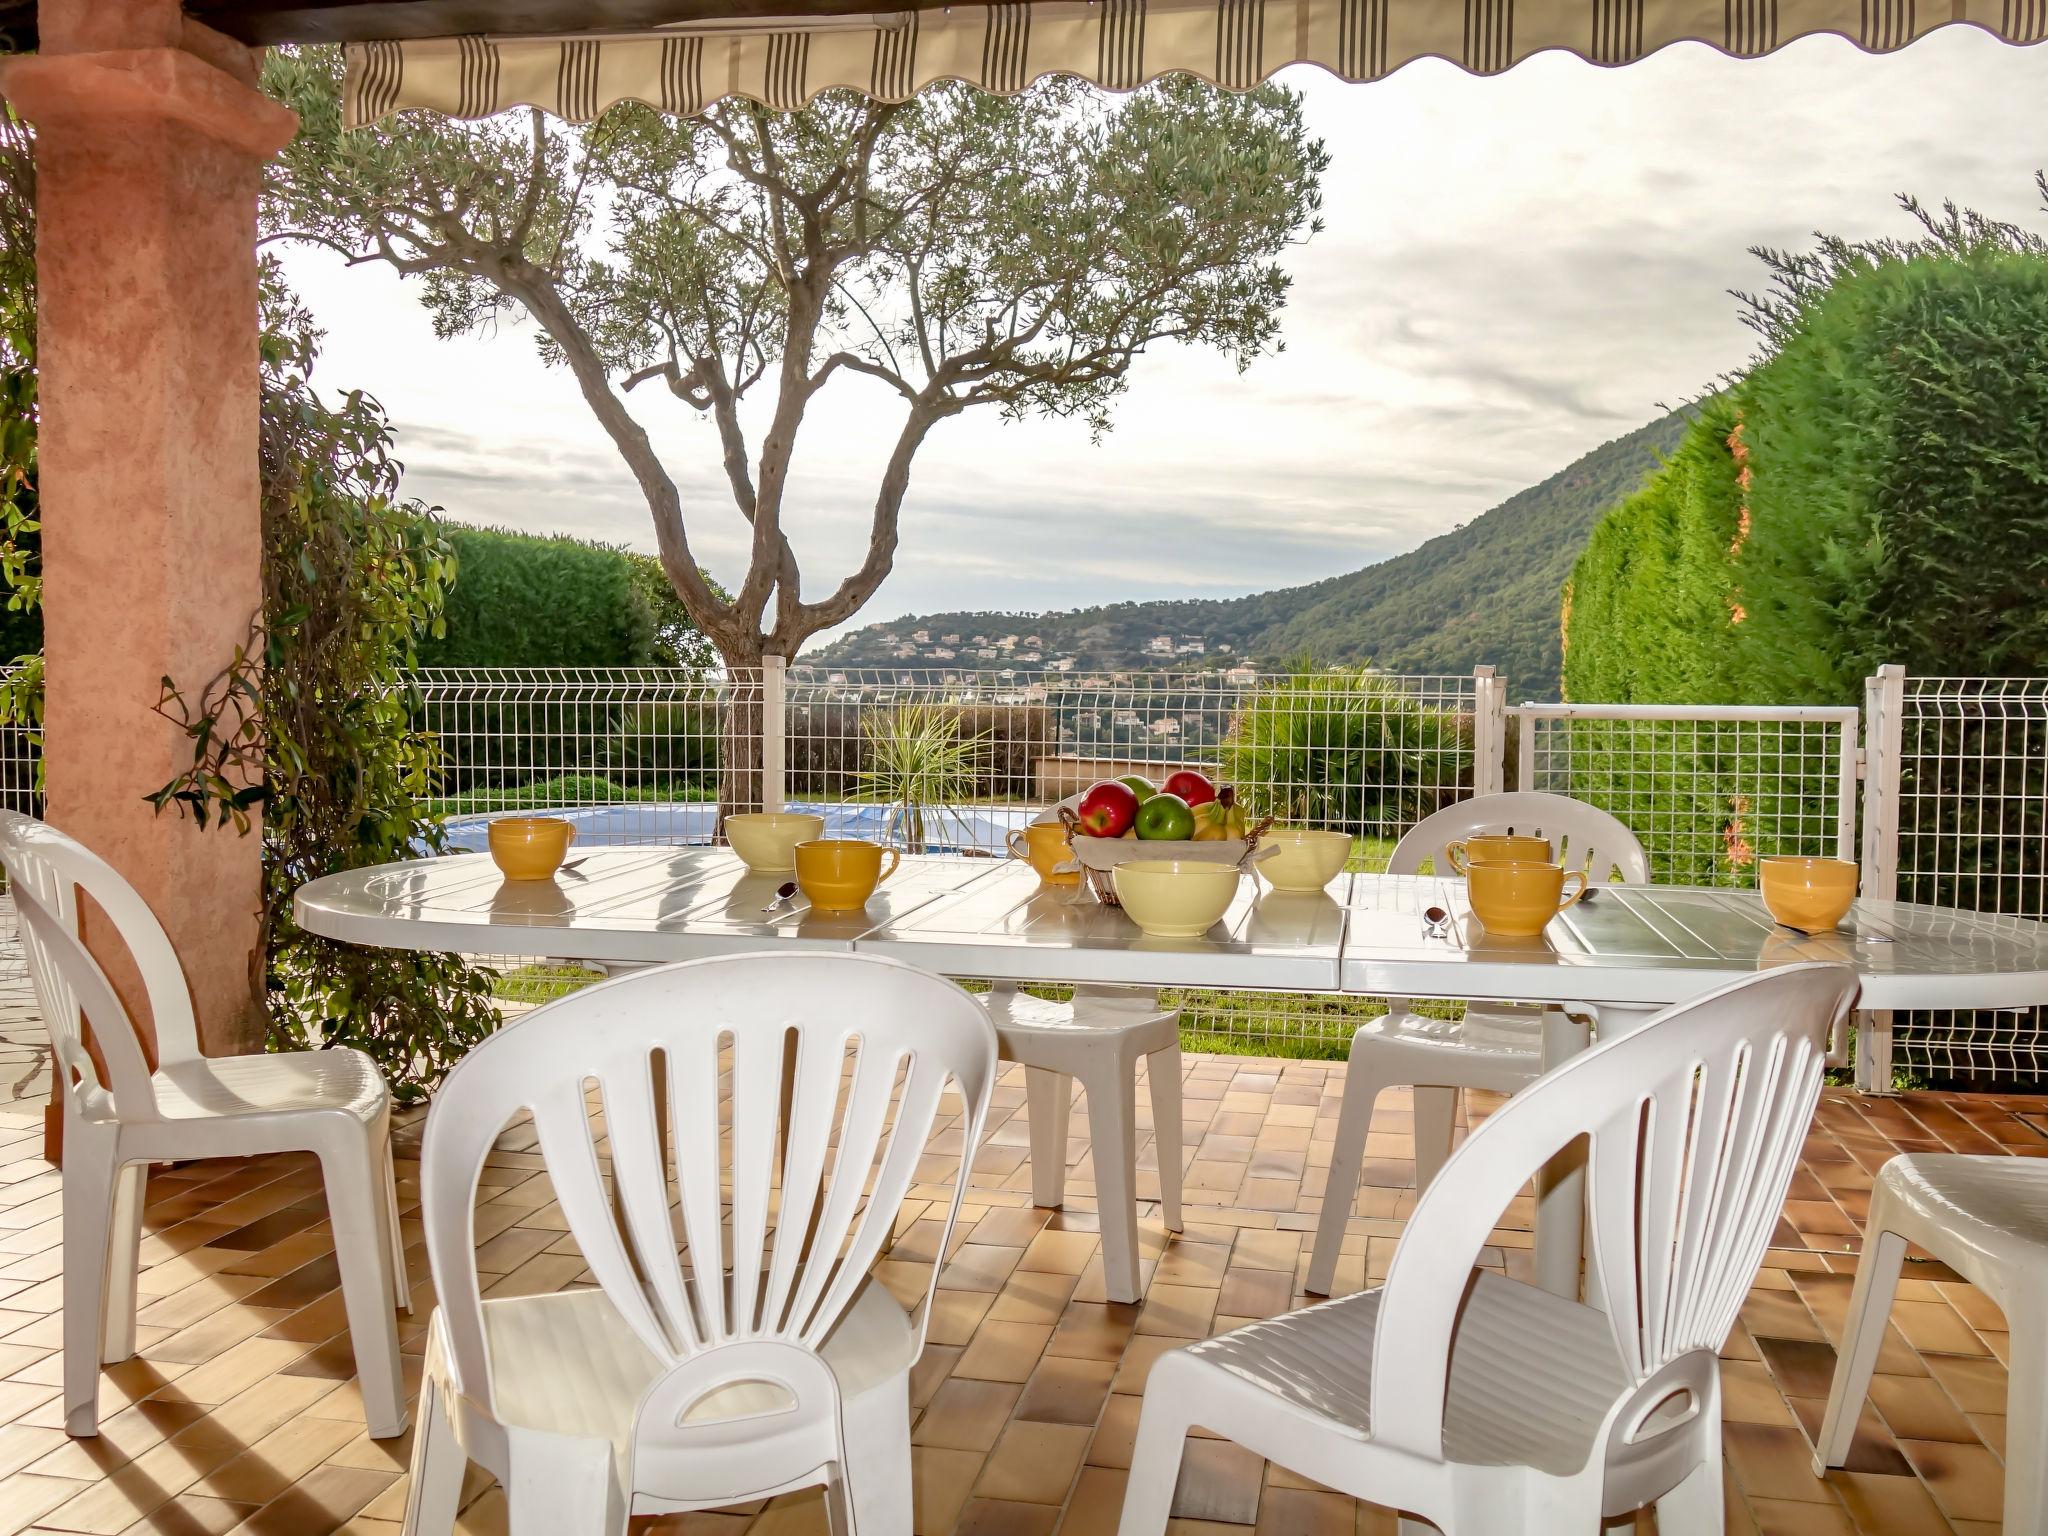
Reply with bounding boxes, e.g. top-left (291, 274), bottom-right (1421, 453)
top-left (810, 409), bottom-right (1689, 698)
